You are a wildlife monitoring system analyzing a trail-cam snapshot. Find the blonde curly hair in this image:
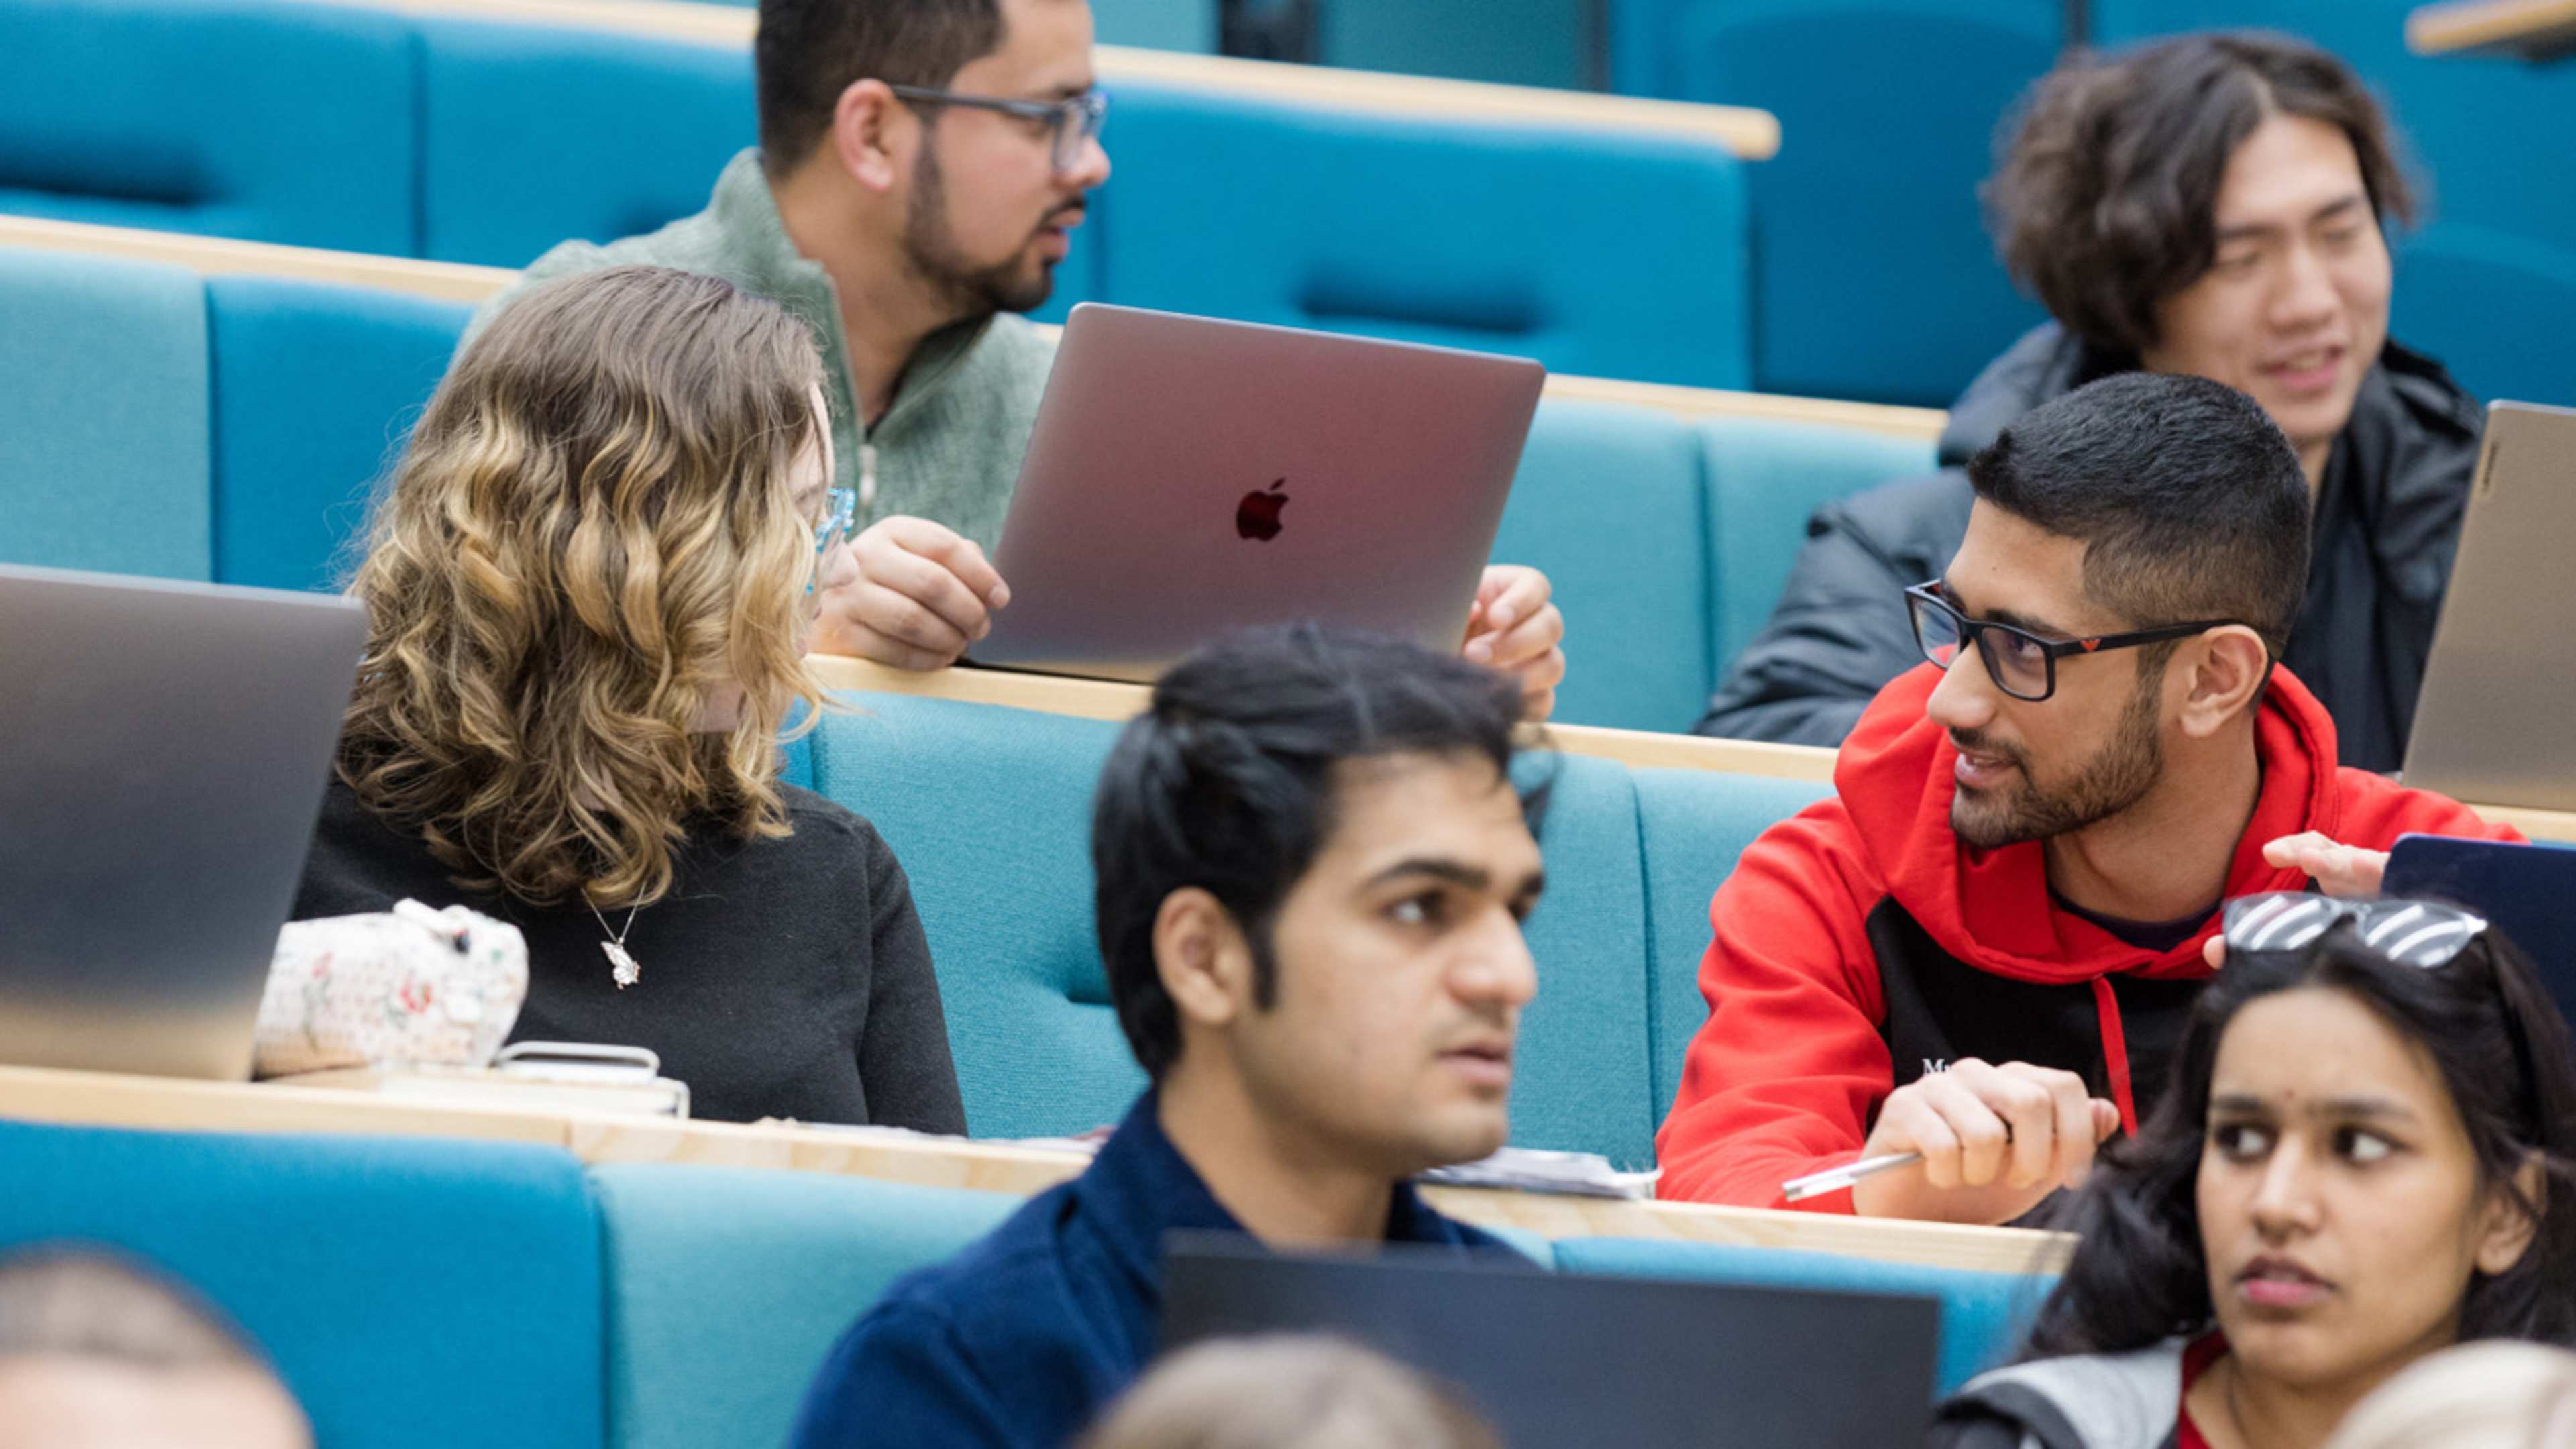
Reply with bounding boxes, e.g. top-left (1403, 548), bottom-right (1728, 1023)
top-left (339, 264), bottom-right (828, 909)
